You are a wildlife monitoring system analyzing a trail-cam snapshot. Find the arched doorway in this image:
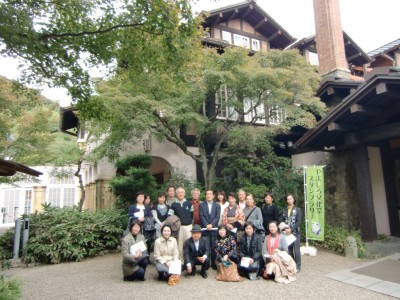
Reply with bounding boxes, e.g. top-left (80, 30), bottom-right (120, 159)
top-left (150, 156), bottom-right (172, 187)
